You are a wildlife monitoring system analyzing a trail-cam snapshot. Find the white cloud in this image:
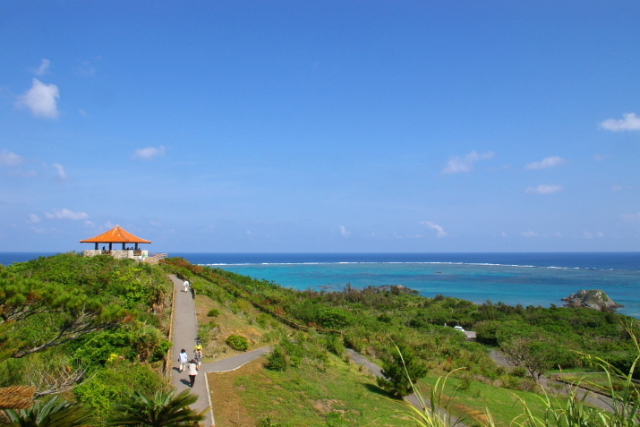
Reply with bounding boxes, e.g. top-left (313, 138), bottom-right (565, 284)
top-left (521, 231), bottom-right (539, 238)
top-left (421, 221), bottom-right (448, 237)
top-left (600, 112), bottom-right (640, 131)
top-left (339, 225), bottom-right (351, 238)
top-left (525, 156), bottom-right (565, 170)
top-left (621, 212), bottom-right (640, 222)
top-left (593, 154), bottom-right (605, 161)
top-left (441, 151), bottom-right (495, 175)
top-left (53, 163), bottom-right (68, 180)
top-left (525, 184), bottom-right (563, 194)
top-left (44, 208), bottom-right (89, 220)
top-left (583, 231), bottom-right (605, 239)
top-left (26, 214), bottom-right (40, 224)
top-left (0, 150), bottom-right (24, 167)
top-left (612, 185), bottom-right (633, 192)
top-left (17, 78), bottom-right (60, 119)
top-left (33, 59), bottom-right (50, 75)
top-left (133, 145), bottom-right (166, 161)
top-left (75, 60), bottom-right (96, 76)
